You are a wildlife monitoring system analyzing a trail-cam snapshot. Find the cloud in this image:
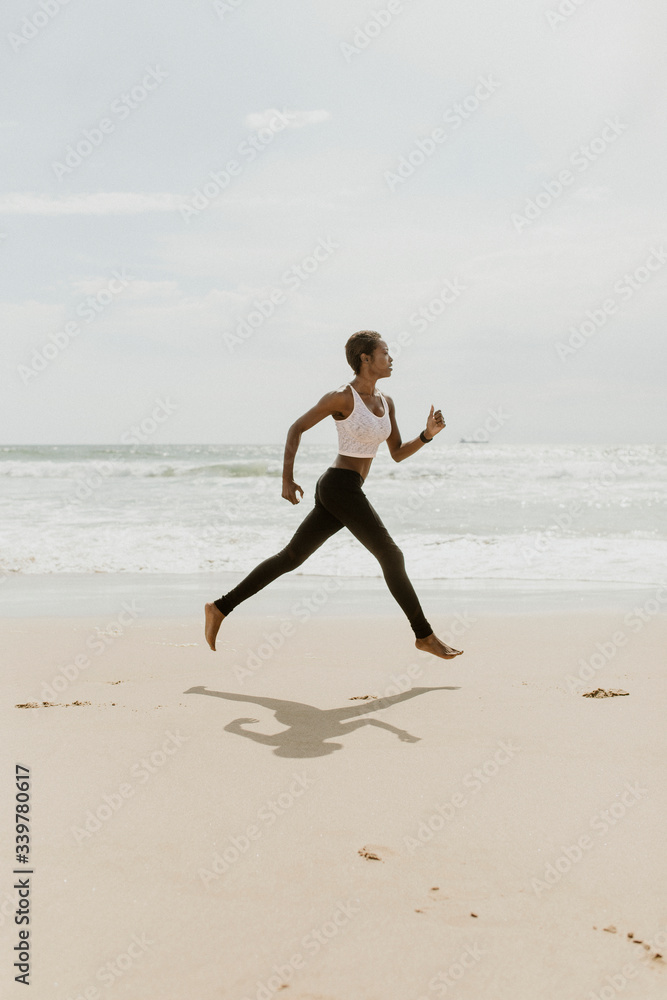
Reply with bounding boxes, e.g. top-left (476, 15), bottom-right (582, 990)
top-left (0, 192), bottom-right (181, 215)
top-left (243, 108), bottom-right (331, 130)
